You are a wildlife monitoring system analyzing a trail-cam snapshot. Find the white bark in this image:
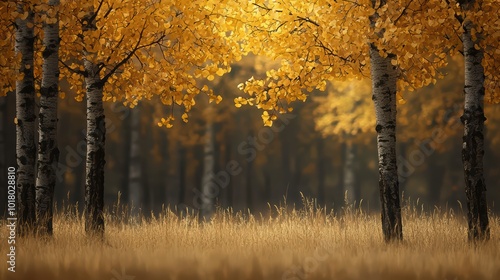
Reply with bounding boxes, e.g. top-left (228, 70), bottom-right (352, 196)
top-left (15, 3), bottom-right (36, 235)
top-left (201, 118), bottom-right (215, 220)
top-left (84, 61), bottom-right (106, 236)
top-left (462, 18), bottom-right (489, 241)
top-left (36, 0), bottom-right (60, 235)
top-left (370, 44), bottom-right (402, 241)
